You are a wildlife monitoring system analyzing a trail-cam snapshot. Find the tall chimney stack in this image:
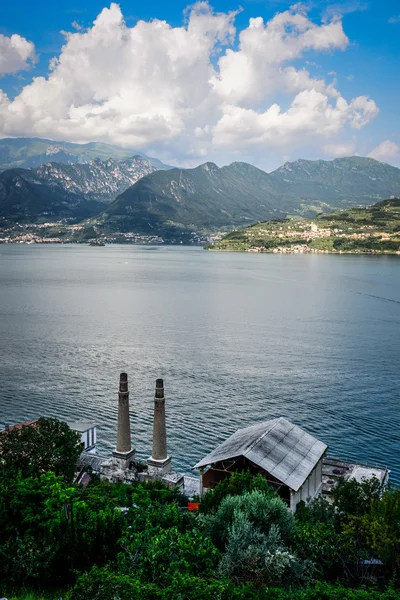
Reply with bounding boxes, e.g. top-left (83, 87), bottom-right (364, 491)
top-left (112, 372), bottom-right (135, 469)
top-left (148, 378), bottom-right (171, 476)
